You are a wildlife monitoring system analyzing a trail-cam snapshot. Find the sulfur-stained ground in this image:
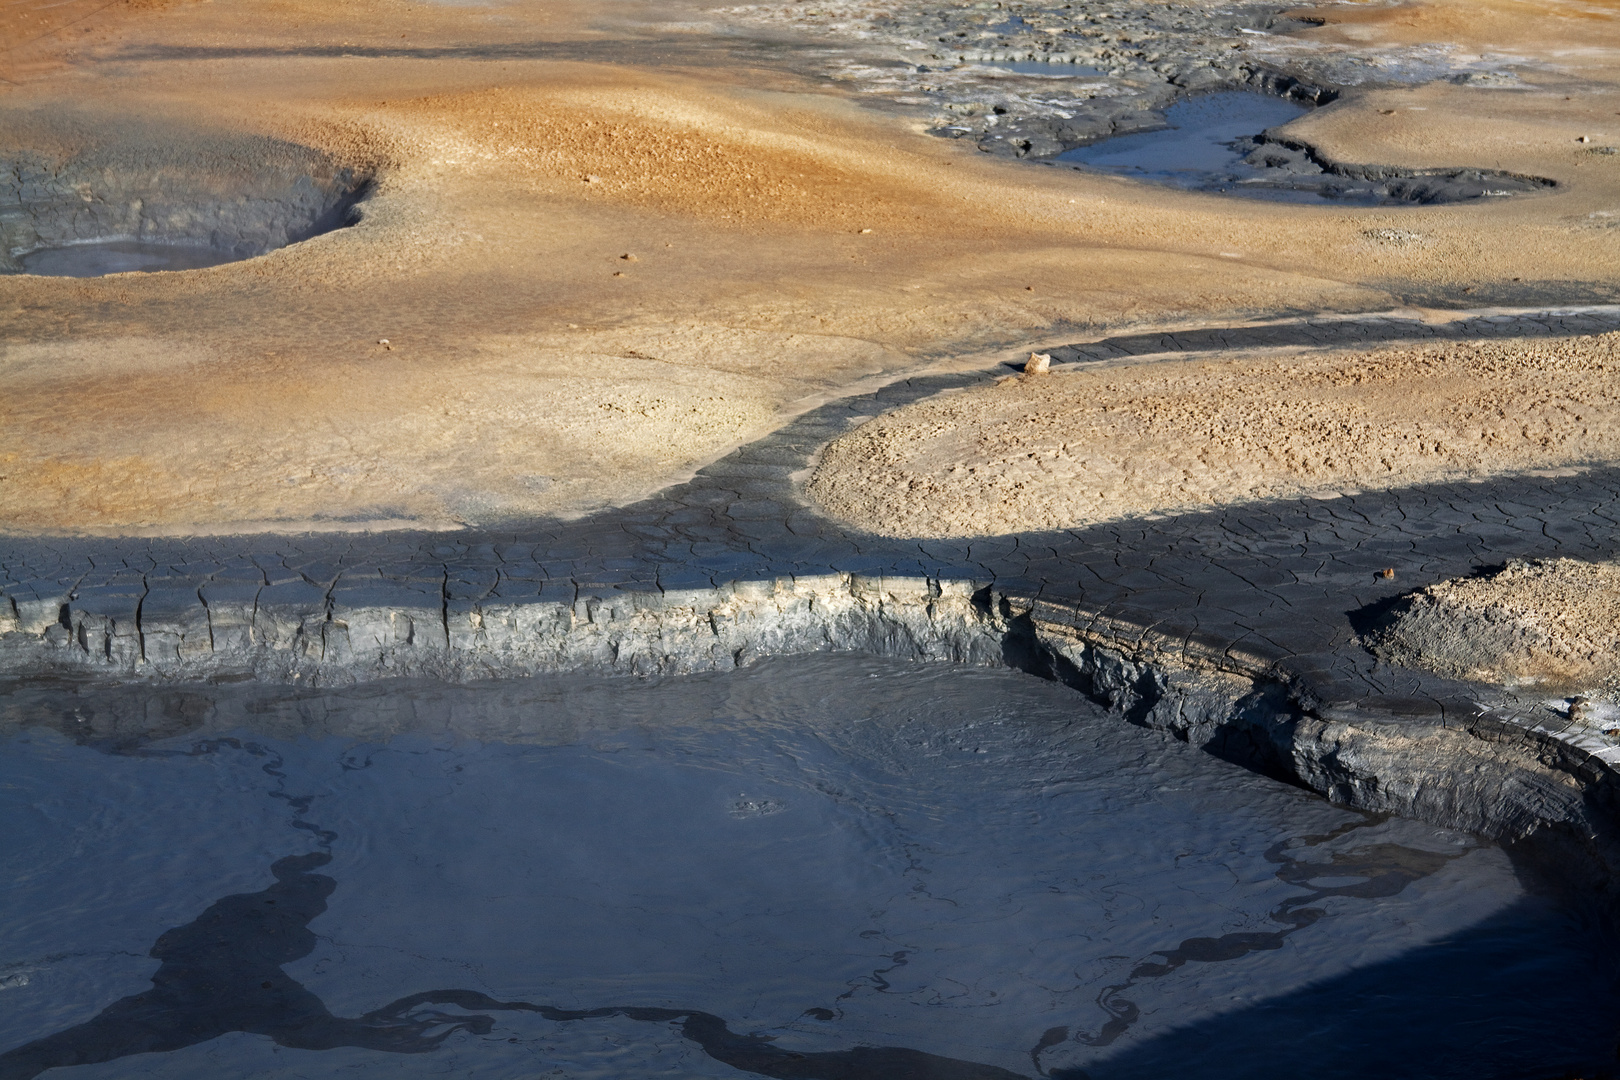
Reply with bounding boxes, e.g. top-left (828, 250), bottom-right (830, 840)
top-left (1, 0), bottom-right (1618, 534)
